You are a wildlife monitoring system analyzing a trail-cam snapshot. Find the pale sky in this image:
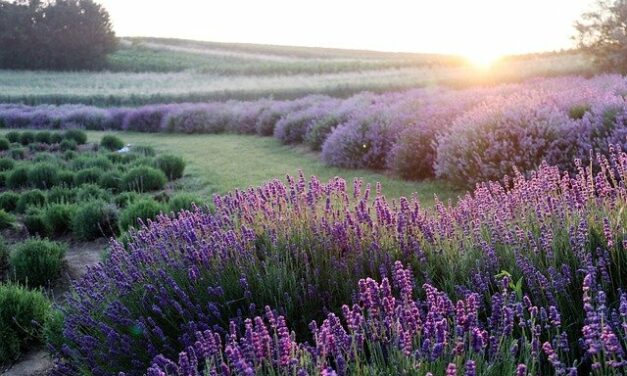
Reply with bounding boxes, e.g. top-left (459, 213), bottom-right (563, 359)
top-left (97, 0), bottom-right (593, 59)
